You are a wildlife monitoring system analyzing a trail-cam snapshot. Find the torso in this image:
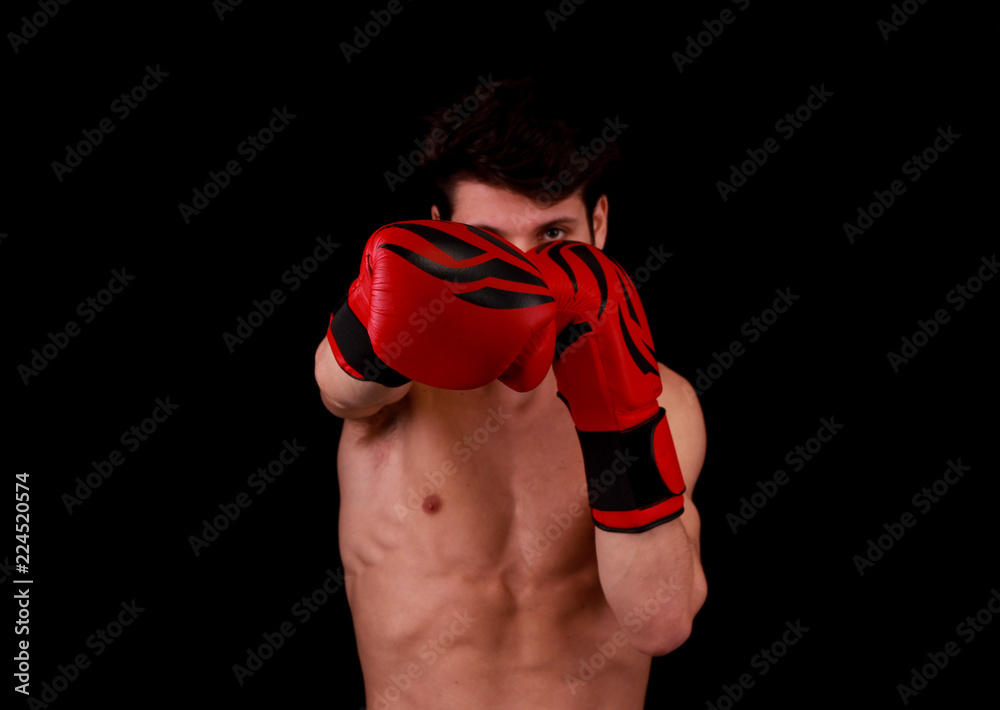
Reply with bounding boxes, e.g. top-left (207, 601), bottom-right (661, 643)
top-left (337, 370), bottom-right (651, 709)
